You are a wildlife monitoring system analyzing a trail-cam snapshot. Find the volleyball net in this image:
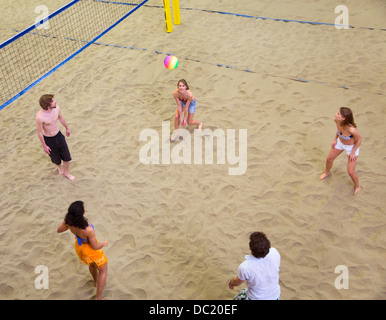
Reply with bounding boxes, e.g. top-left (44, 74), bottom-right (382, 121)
top-left (0, 0), bottom-right (148, 110)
